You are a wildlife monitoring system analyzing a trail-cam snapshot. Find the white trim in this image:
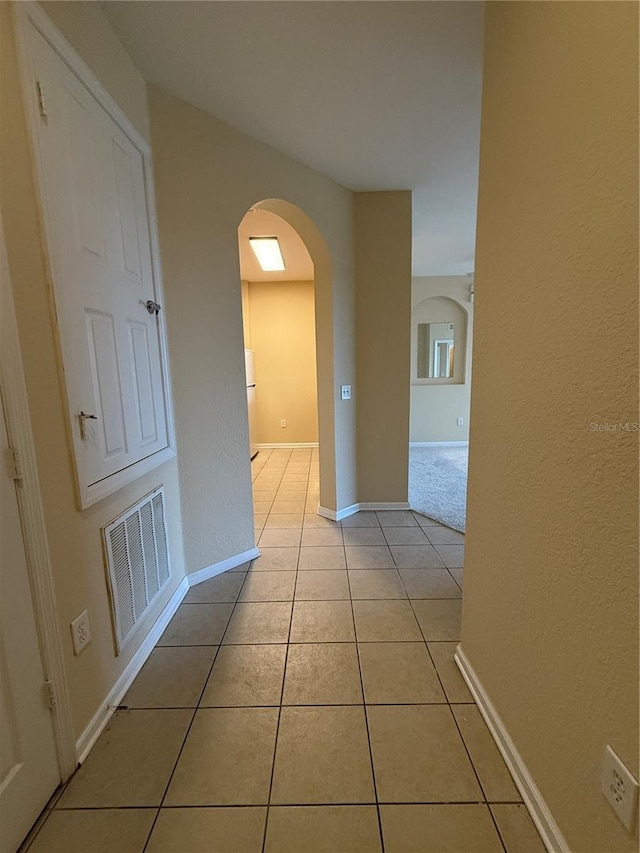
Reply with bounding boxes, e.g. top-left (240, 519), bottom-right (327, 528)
top-left (410, 441), bottom-right (469, 447)
top-left (76, 577), bottom-right (189, 765)
top-left (317, 501), bottom-right (411, 521)
top-left (359, 501), bottom-right (411, 511)
top-left (0, 211), bottom-right (76, 781)
top-left (142, 131), bottom-right (177, 481)
top-left (187, 547), bottom-right (259, 587)
top-left (13, 2), bottom-right (177, 511)
top-left (255, 443), bottom-right (319, 449)
top-left (14, 2), bottom-right (150, 154)
top-left (318, 503), bottom-right (359, 522)
top-left (83, 448), bottom-right (176, 508)
top-left (454, 646), bottom-right (569, 853)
